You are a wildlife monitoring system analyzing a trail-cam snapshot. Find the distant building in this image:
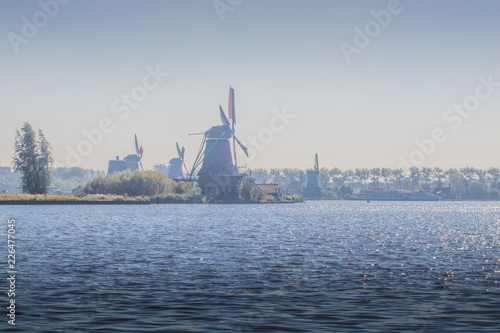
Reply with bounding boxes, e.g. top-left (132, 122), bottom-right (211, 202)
top-left (256, 183), bottom-right (280, 200)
